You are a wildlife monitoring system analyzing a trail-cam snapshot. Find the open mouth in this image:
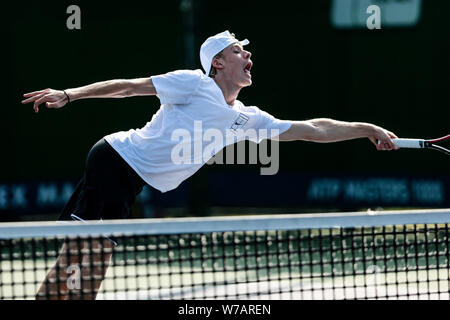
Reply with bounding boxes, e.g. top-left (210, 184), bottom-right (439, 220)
top-left (244, 61), bottom-right (253, 74)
